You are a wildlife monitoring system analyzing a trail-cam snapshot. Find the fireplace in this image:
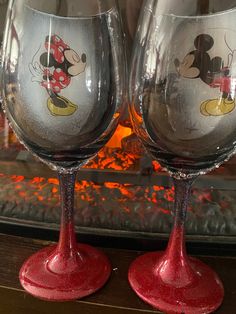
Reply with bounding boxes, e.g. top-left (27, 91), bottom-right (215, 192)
top-left (0, 0), bottom-right (236, 251)
top-left (0, 107), bottom-right (236, 247)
